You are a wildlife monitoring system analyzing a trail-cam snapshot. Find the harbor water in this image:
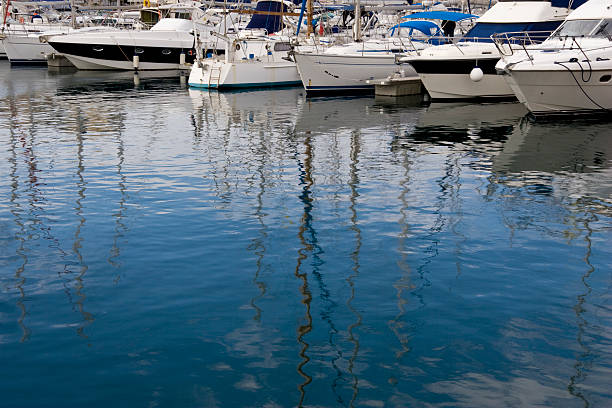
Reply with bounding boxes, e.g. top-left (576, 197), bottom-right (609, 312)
top-left (1, 62), bottom-right (611, 407)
